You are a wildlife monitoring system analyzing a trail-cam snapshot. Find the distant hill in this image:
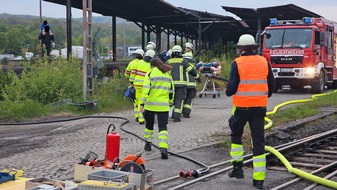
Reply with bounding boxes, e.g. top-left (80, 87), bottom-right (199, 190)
top-left (73, 16), bottom-right (124, 24)
top-left (0, 13), bottom-right (38, 20)
top-left (0, 13), bottom-right (123, 24)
